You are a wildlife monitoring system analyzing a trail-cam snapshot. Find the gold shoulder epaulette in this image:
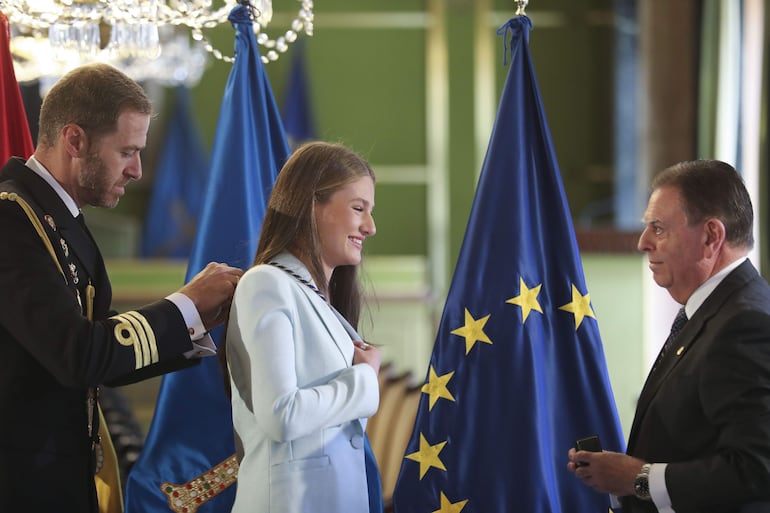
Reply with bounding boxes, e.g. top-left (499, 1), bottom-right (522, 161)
top-left (0, 191), bottom-right (65, 280)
